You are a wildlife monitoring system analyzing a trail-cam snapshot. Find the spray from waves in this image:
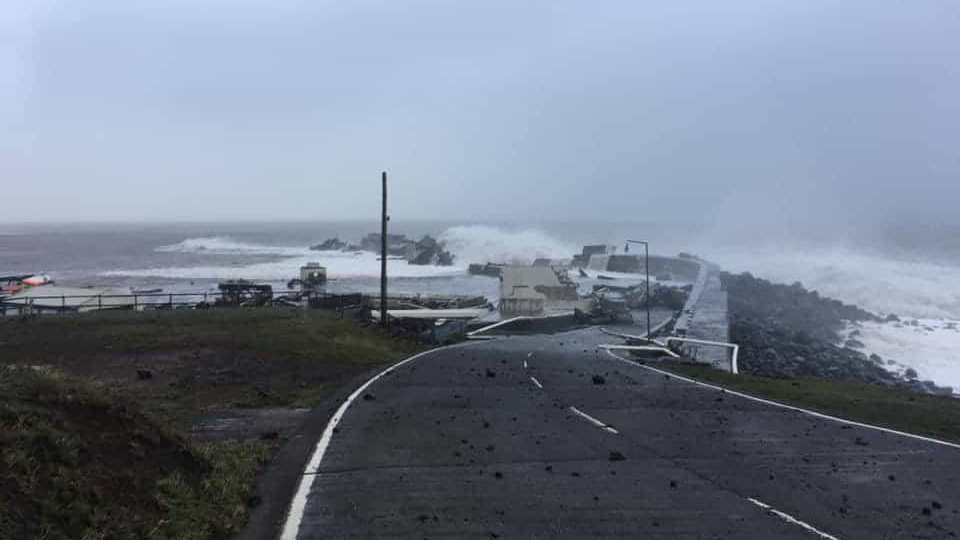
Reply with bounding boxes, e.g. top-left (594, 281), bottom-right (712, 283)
top-left (156, 236), bottom-right (309, 256)
top-left (439, 225), bottom-right (576, 265)
top-left (700, 245), bottom-right (960, 320)
top-left (104, 251), bottom-right (463, 280)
